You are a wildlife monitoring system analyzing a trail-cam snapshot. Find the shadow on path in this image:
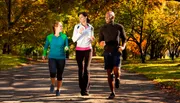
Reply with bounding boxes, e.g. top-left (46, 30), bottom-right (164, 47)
top-left (0, 60), bottom-right (179, 103)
